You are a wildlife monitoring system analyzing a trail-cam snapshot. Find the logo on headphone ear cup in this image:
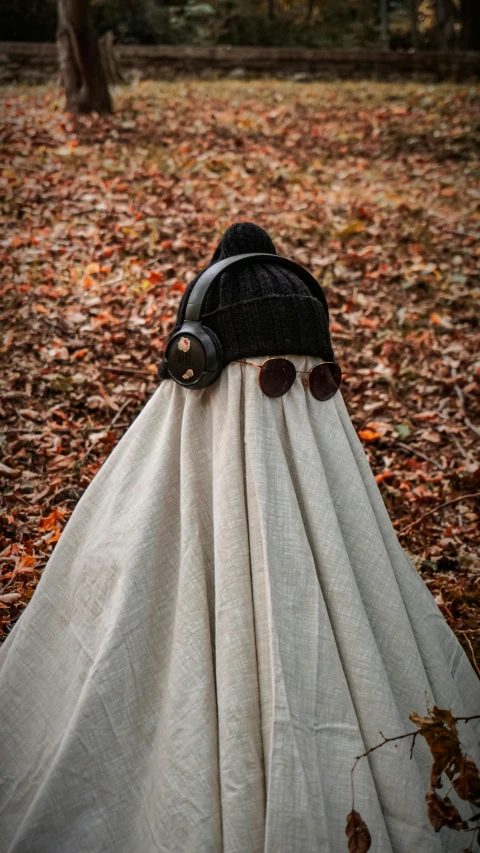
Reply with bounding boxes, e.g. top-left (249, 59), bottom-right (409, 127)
top-left (178, 336), bottom-right (191, 353)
